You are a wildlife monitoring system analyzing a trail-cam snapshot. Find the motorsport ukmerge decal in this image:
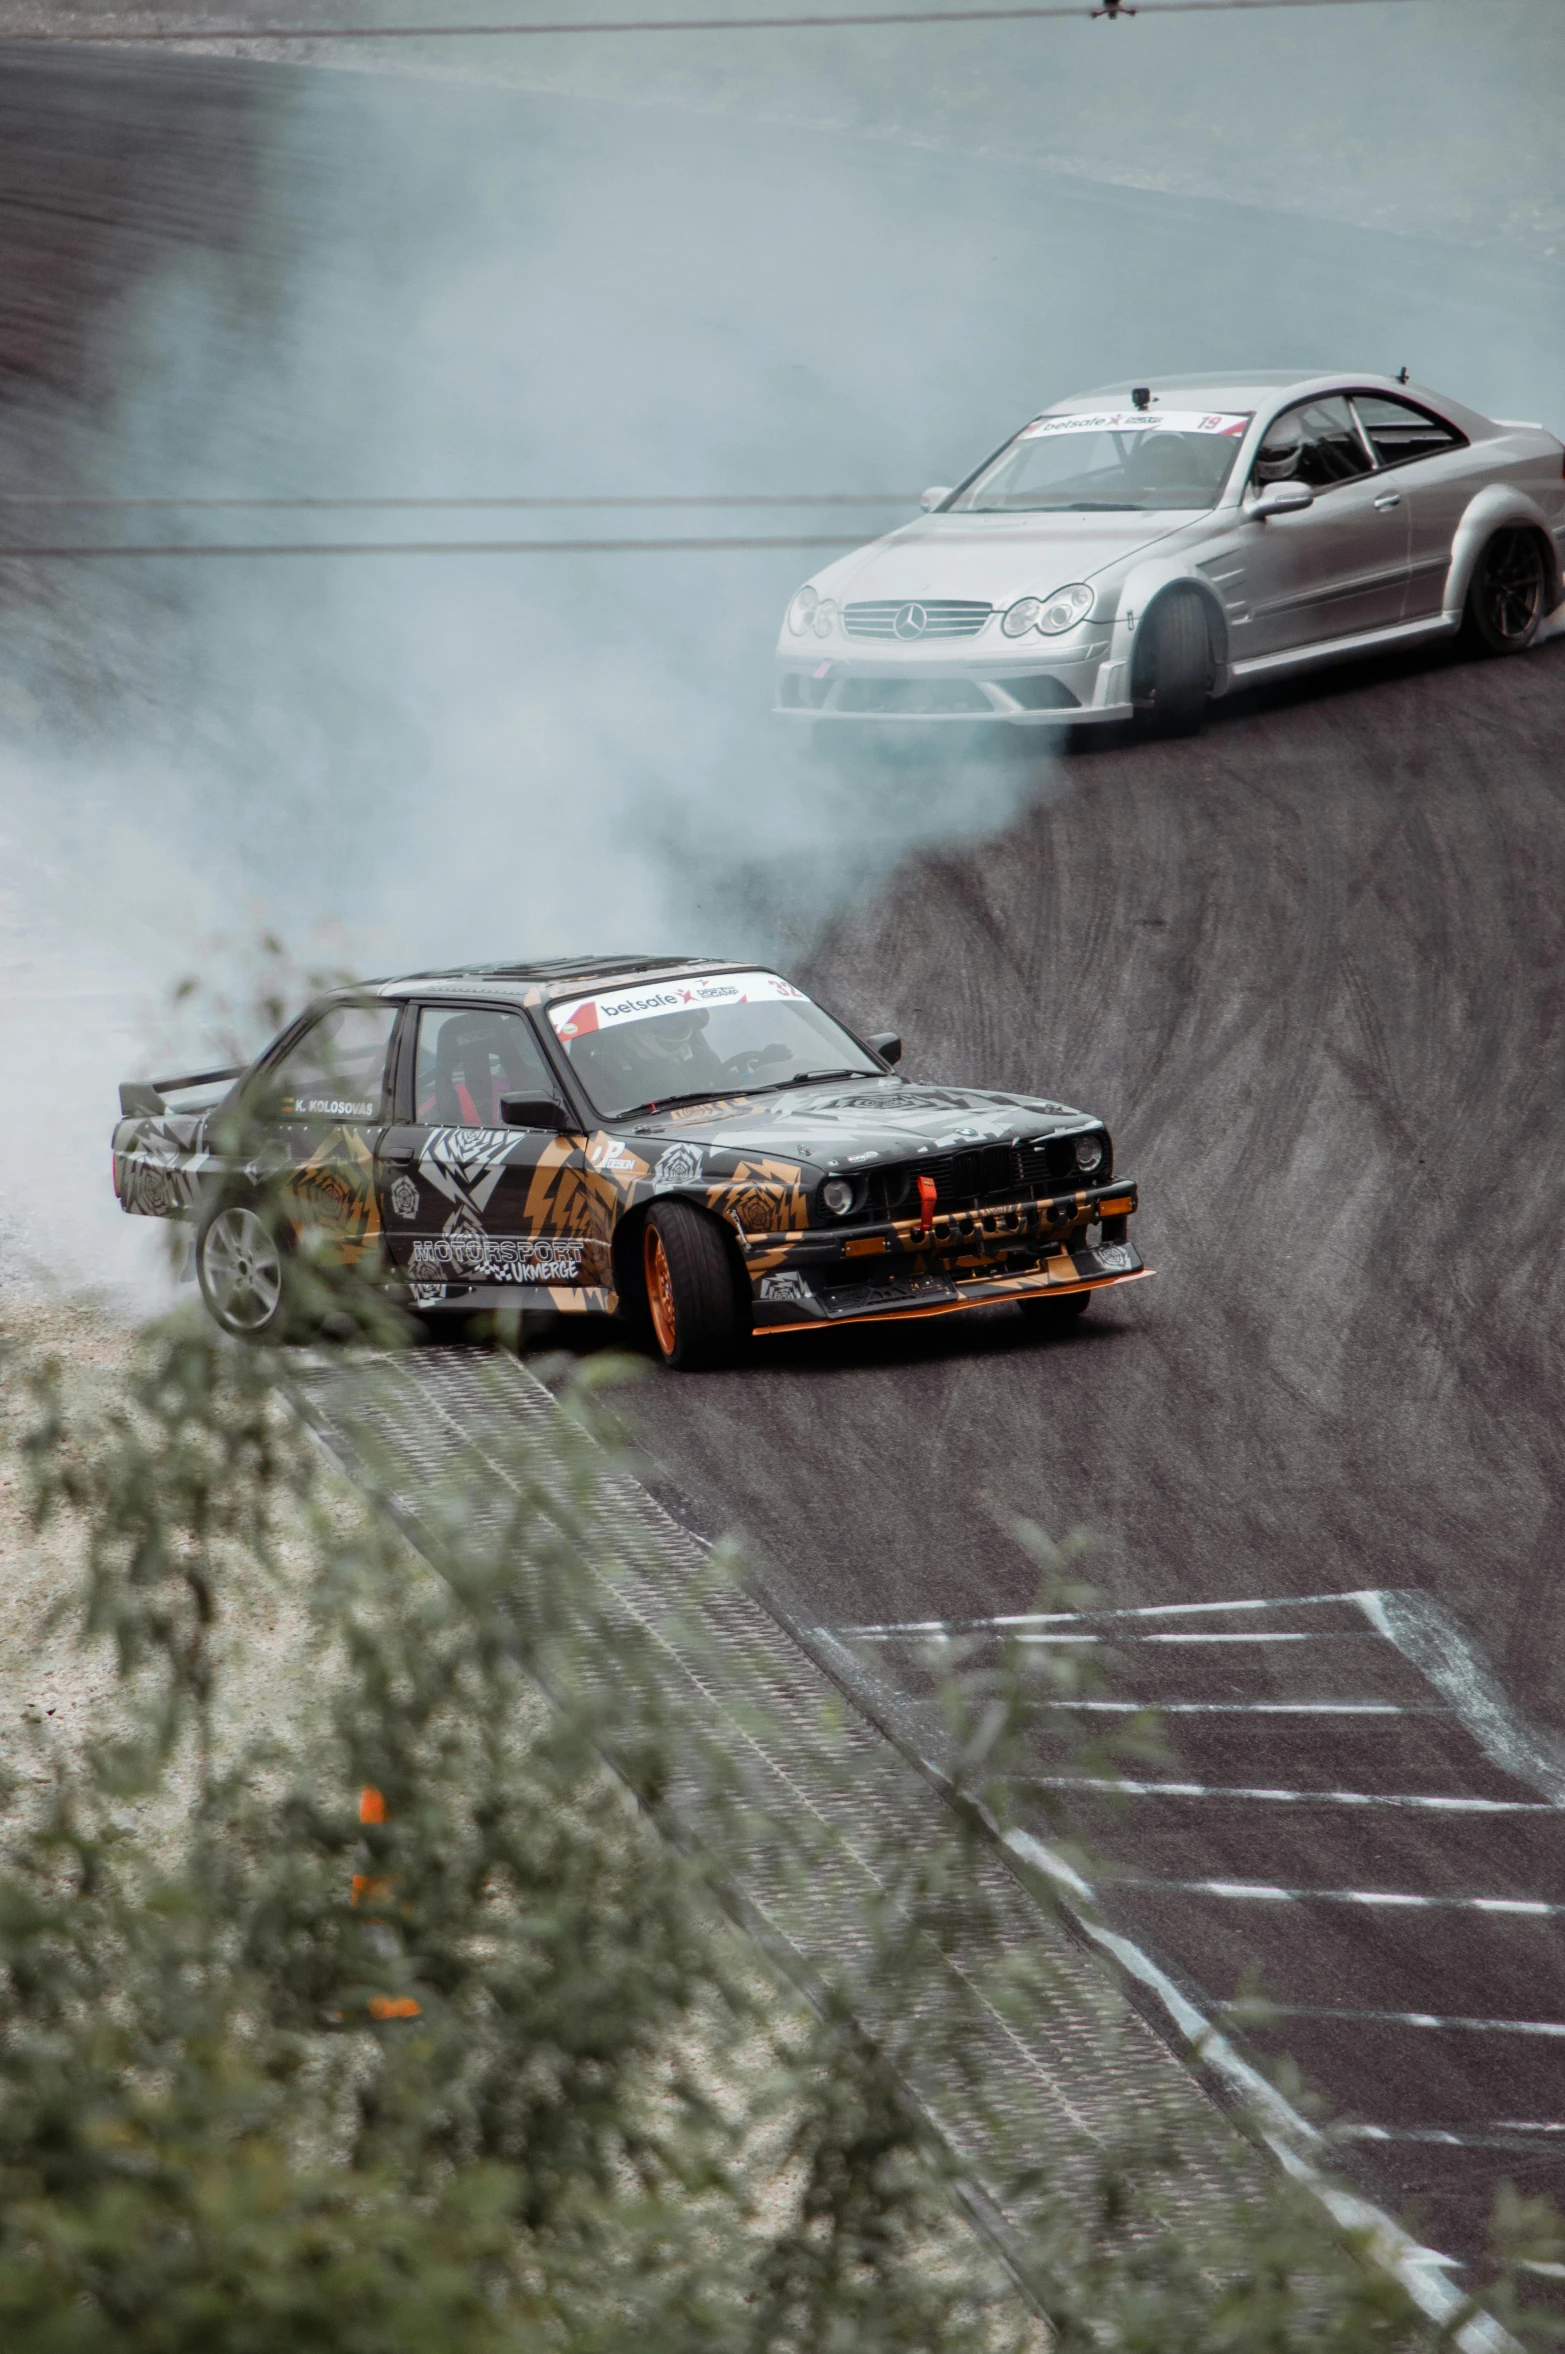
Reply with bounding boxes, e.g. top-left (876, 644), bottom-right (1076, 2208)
top-left (549, 970), bottom-right (805, 1042)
